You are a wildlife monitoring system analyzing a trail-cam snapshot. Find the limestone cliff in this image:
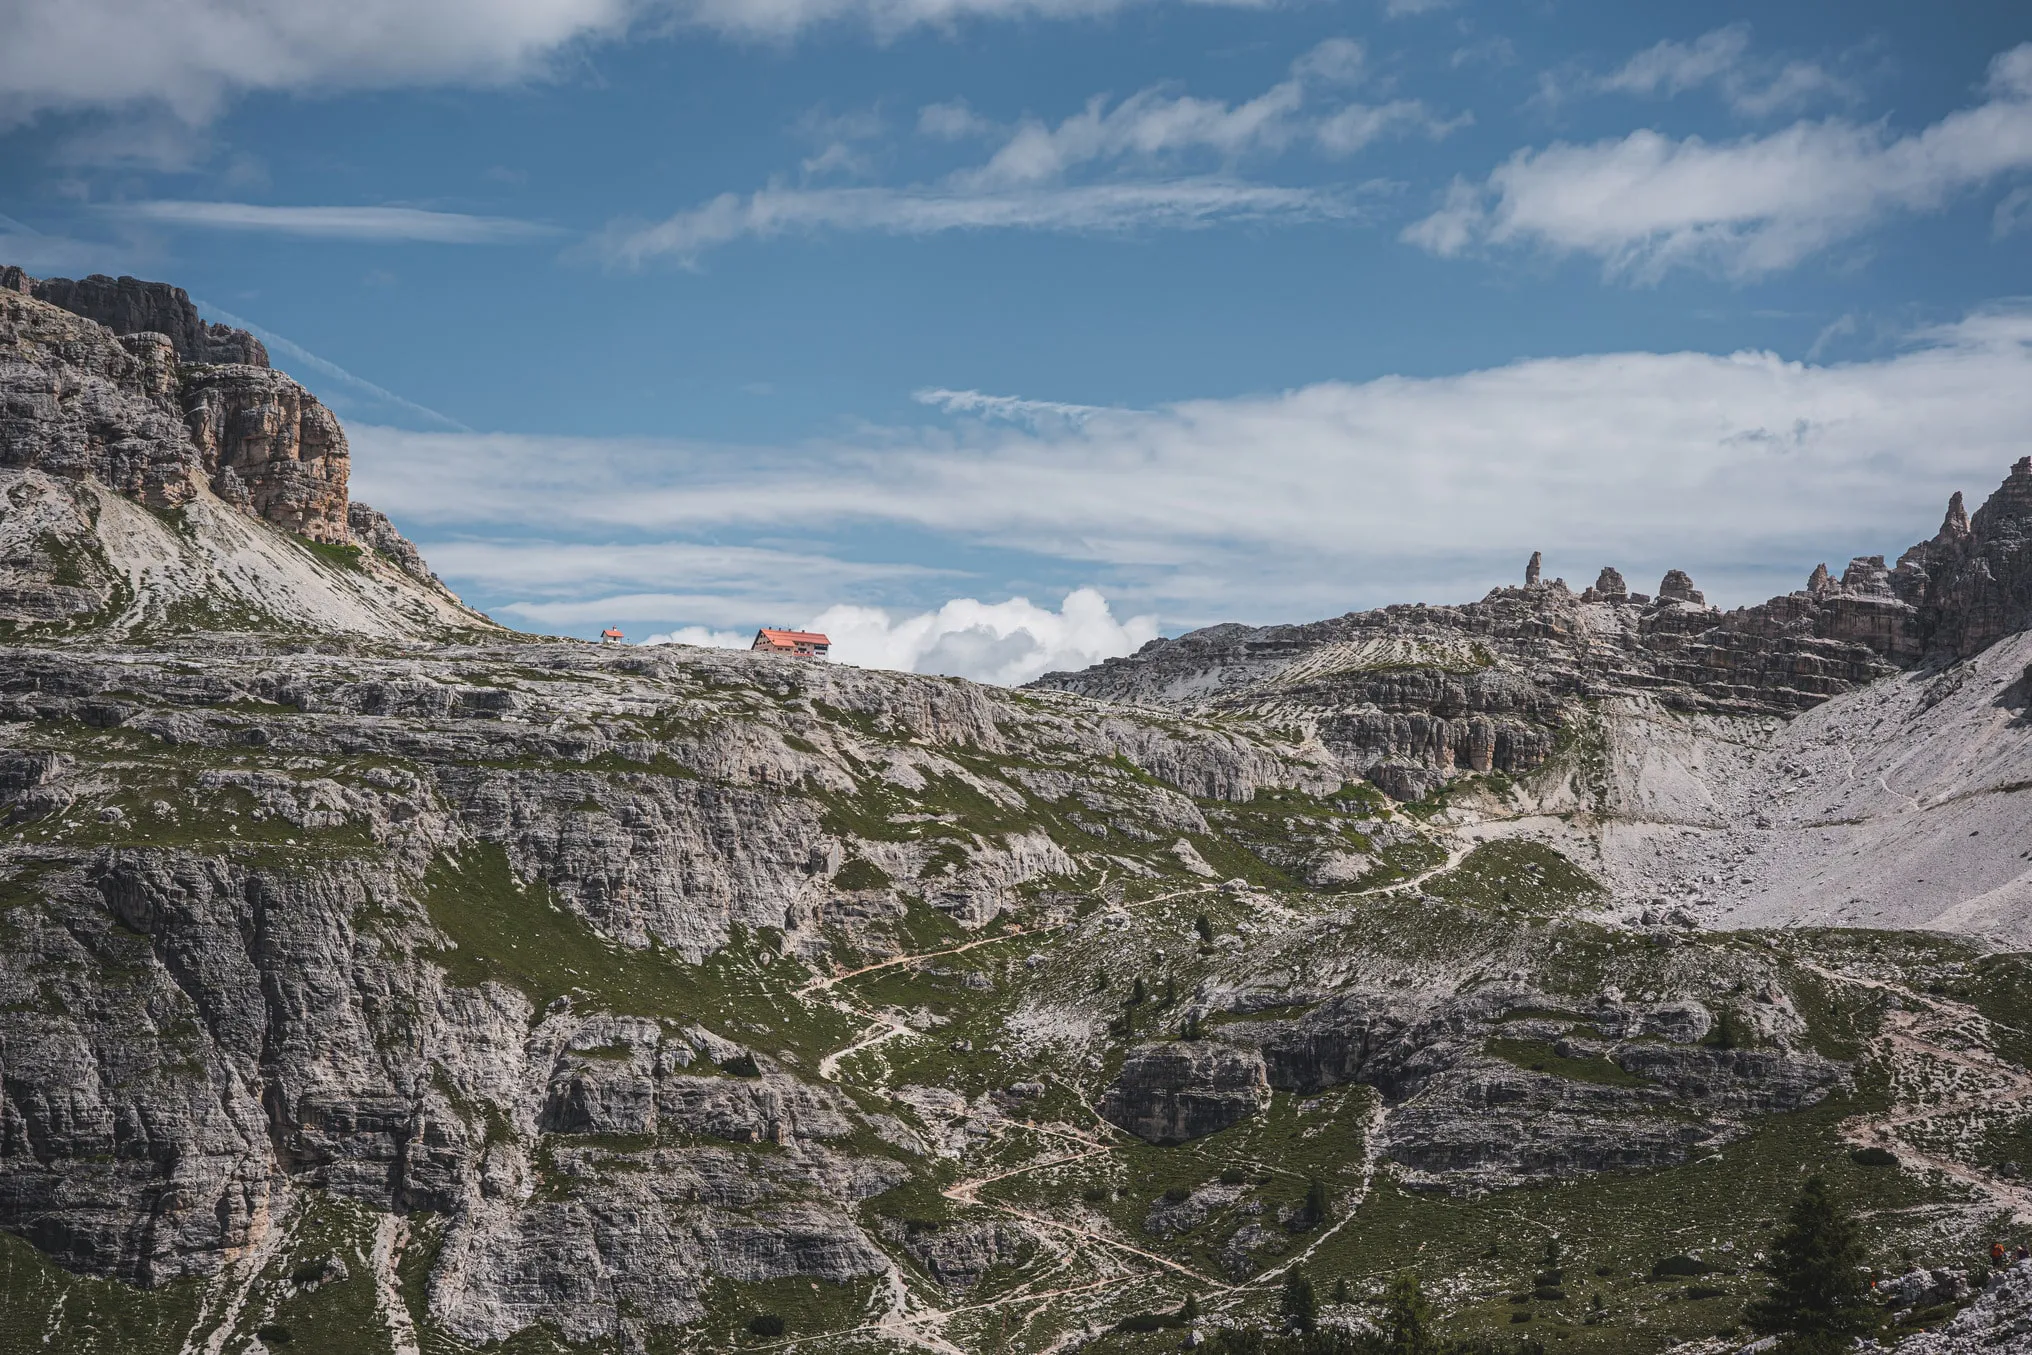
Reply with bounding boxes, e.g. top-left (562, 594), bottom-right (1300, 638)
top-left (0, 272), bottom-right (484, 636)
